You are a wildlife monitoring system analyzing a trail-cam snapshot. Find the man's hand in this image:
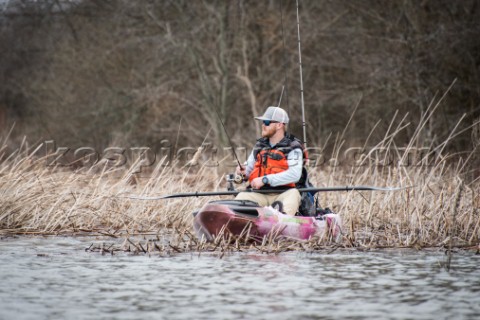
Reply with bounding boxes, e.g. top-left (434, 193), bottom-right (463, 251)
top-left (250, 177), bottom-right (265, 189)
top-left (235, 165), bottom-right (246, 176)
